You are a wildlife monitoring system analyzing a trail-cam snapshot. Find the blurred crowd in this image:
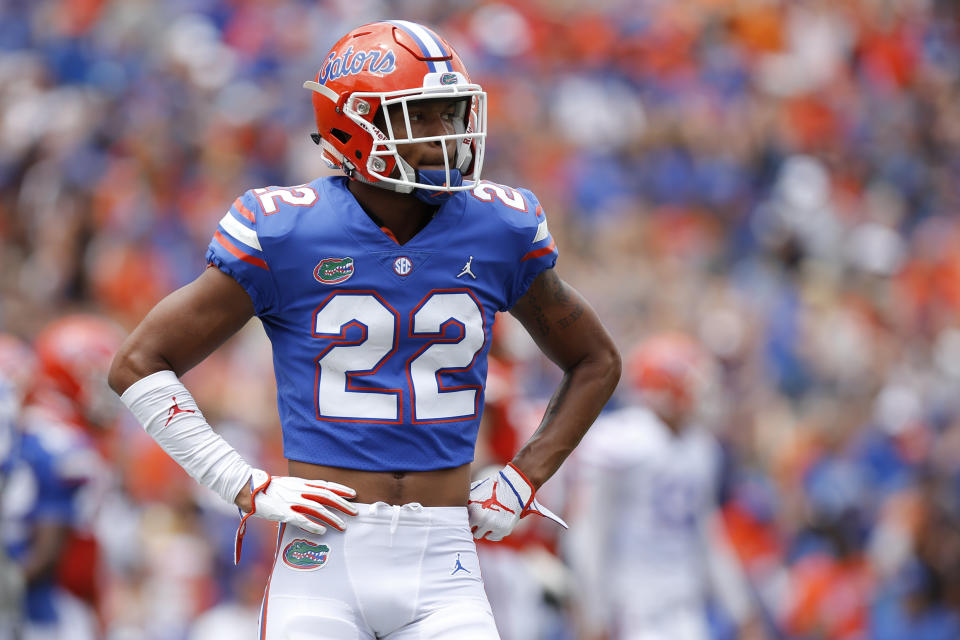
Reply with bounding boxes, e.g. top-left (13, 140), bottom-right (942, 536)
top-left (1, 0), bottom-right (960, 638)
